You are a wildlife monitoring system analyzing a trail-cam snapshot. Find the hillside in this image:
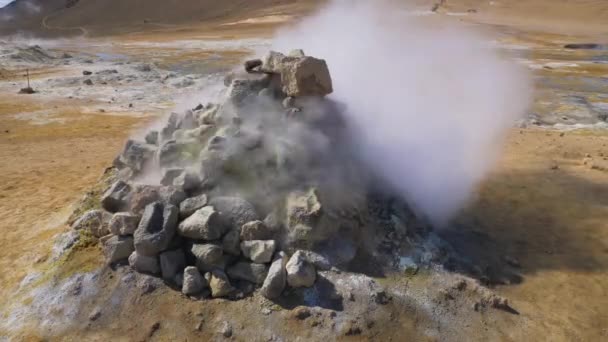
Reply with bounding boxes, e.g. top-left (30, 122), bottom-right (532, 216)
top-left (0, 0), bottom-right (322, 37)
